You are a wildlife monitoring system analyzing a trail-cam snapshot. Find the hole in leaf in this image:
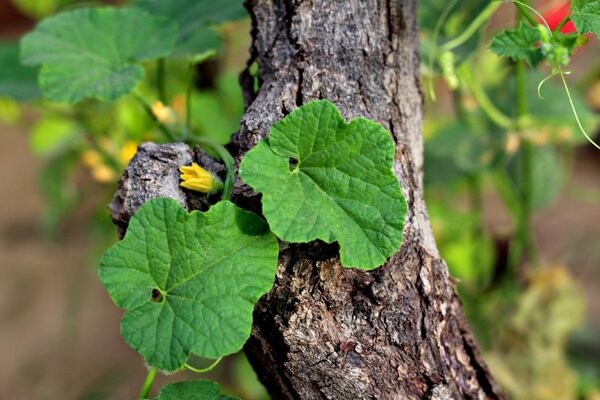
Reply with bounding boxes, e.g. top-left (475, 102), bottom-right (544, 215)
top-left (289, 157), bottom-right (298, 171)
top-left (151, 288), bottom-right (164, 303)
